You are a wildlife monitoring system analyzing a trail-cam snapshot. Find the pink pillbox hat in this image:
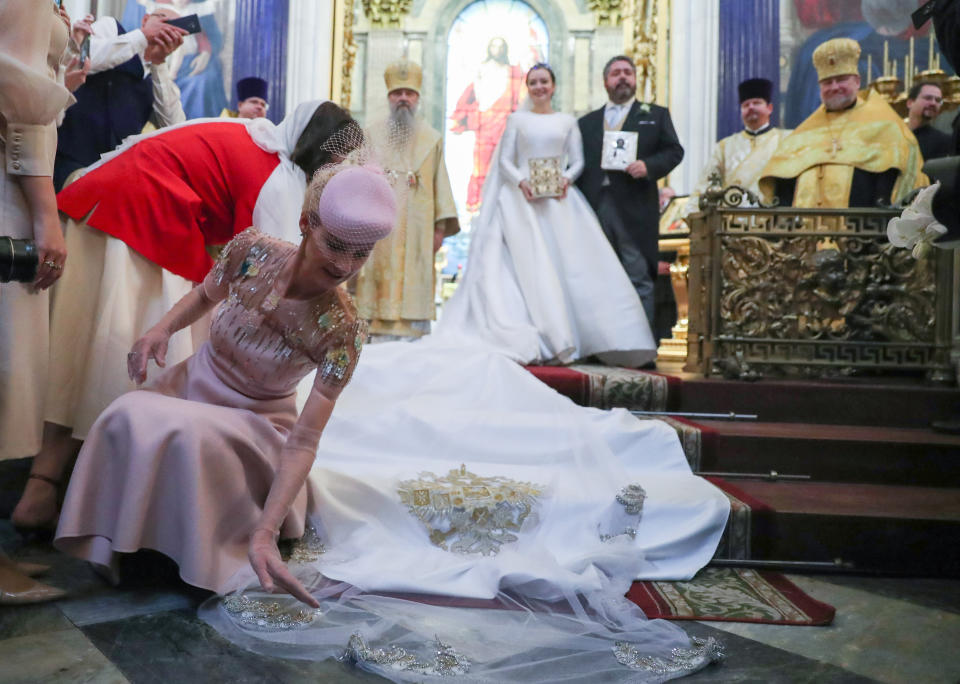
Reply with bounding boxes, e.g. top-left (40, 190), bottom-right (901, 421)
top-left (316, 166), bottom-right (396, 243)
